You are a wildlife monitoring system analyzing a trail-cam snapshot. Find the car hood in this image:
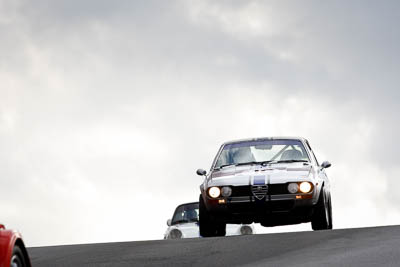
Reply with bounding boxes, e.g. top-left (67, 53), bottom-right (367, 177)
top-left (208, 163), bottom-right (313, 187)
